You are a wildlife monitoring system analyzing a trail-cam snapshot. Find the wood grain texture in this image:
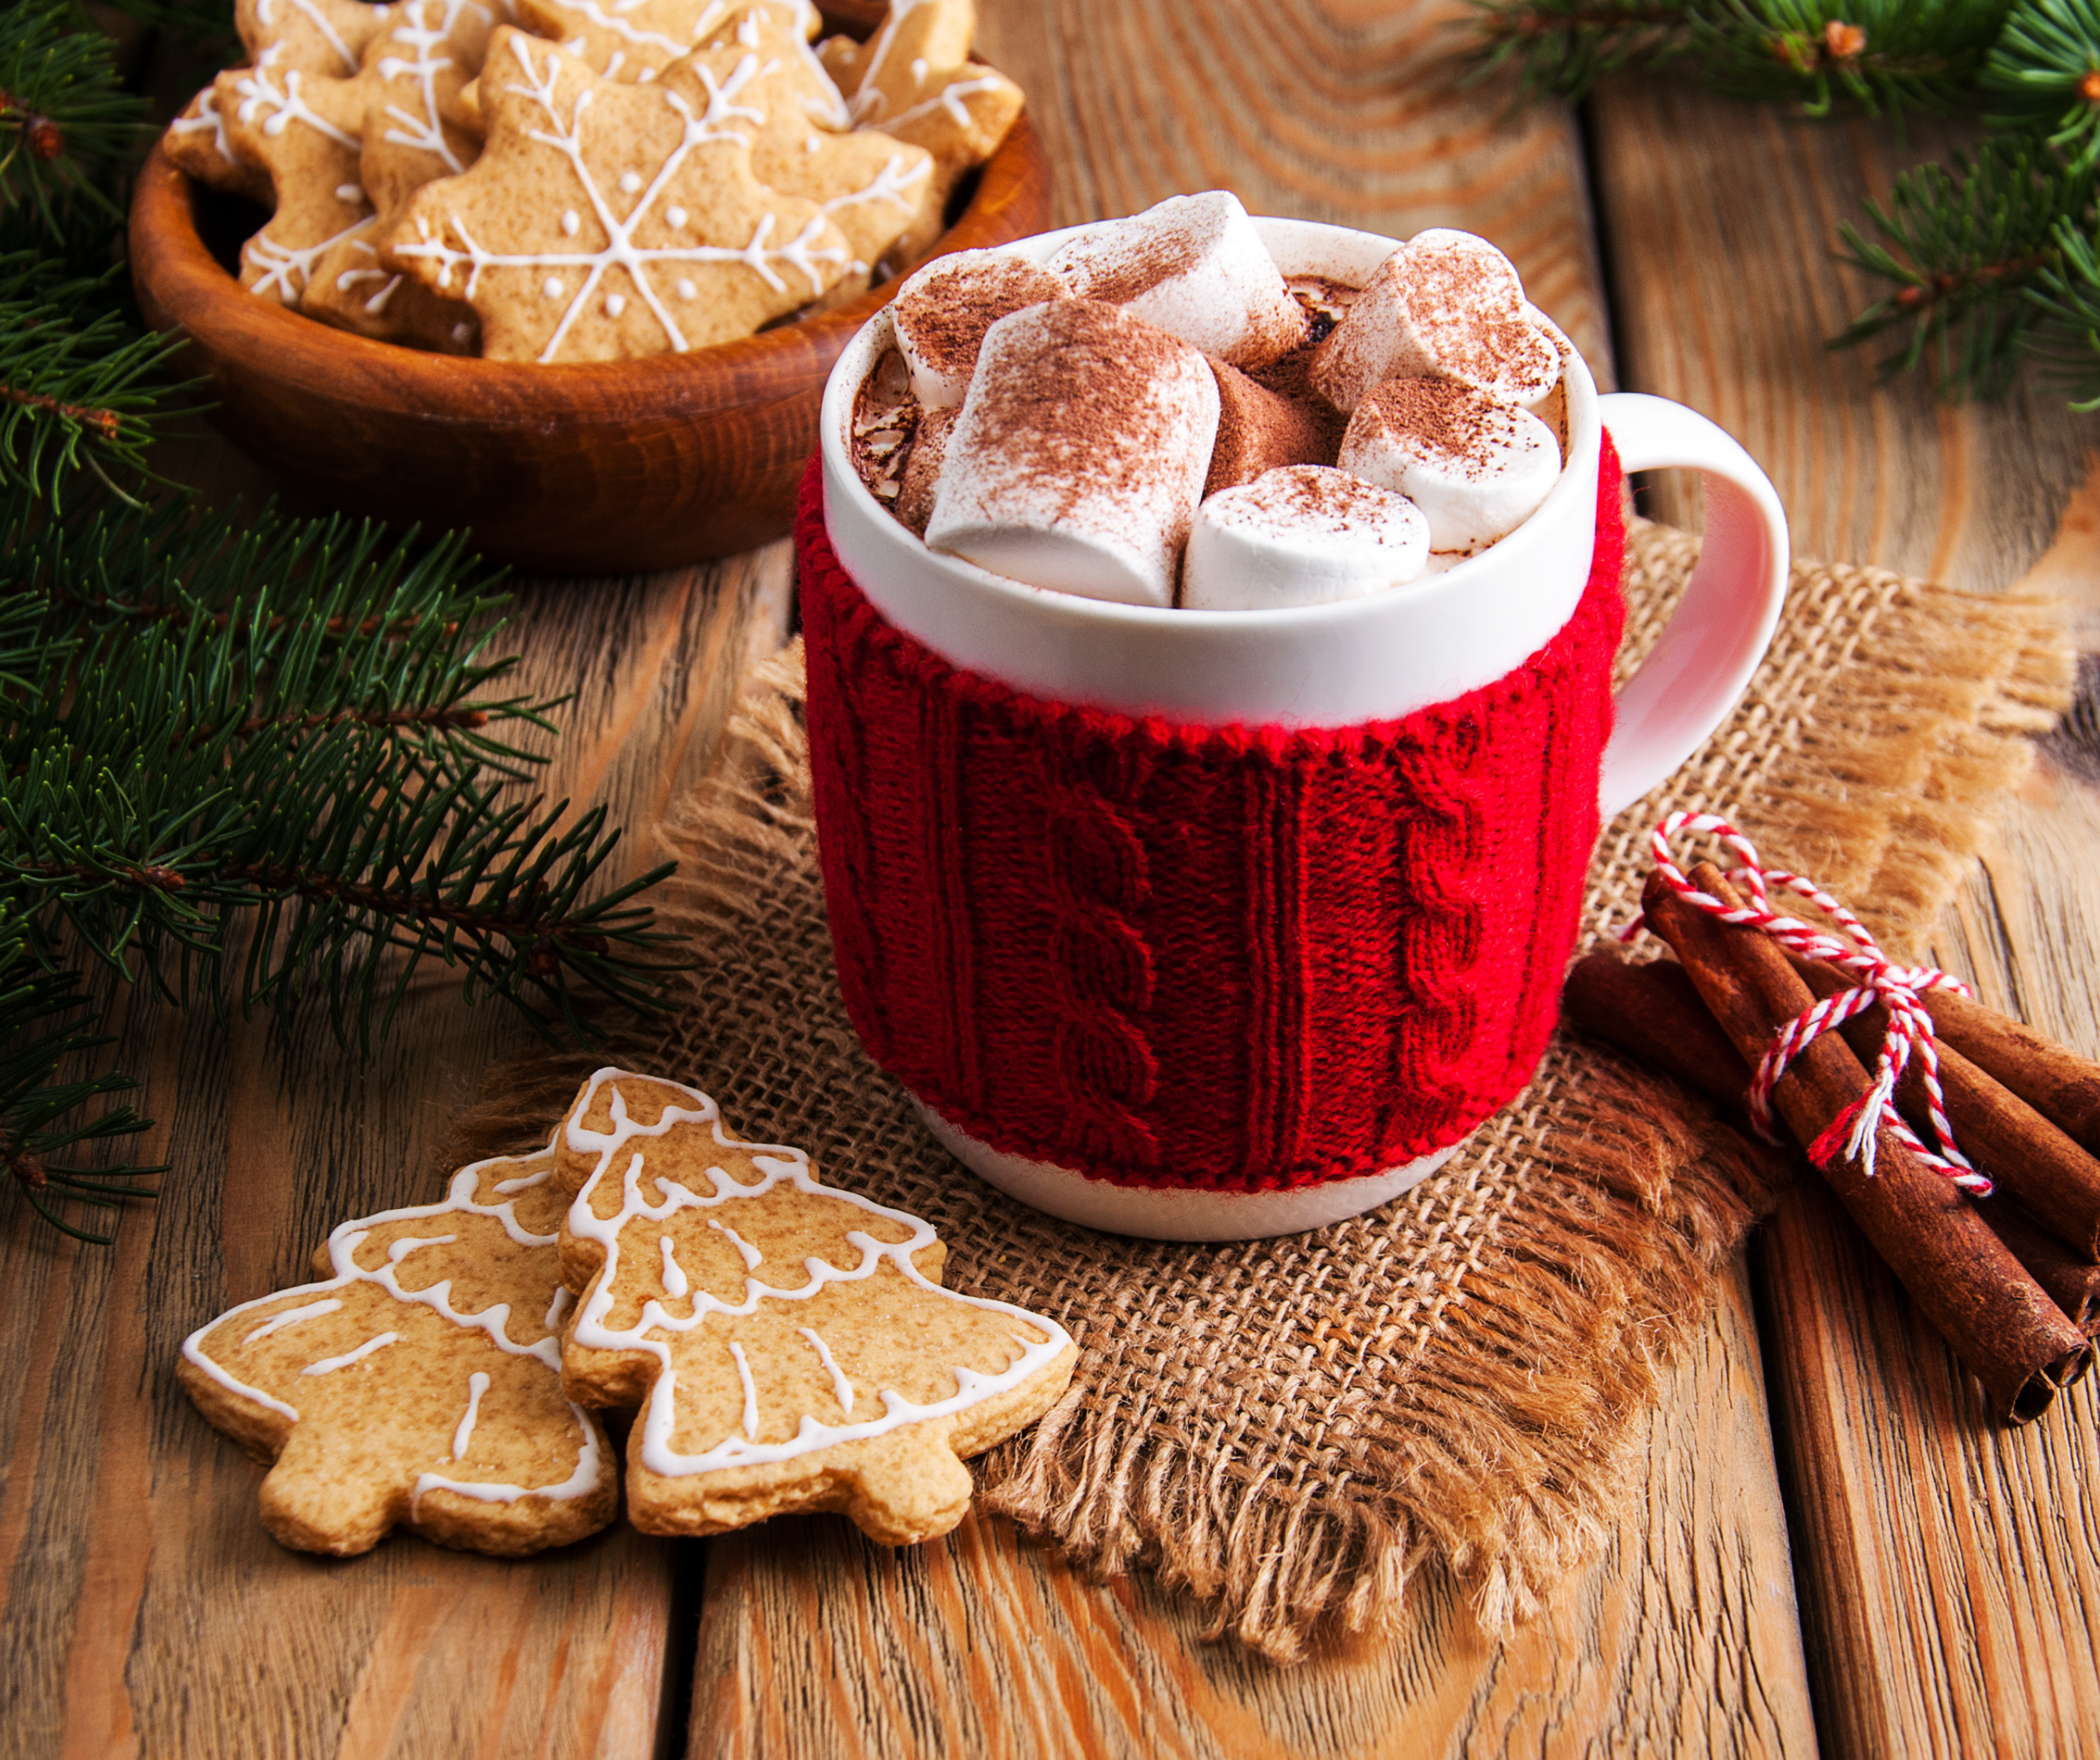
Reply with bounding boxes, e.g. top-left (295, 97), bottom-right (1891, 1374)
top-left (0, 536), bottom-right (792, 1758)
top-left (687, 1265), bottom-right (1813, 1760)
top-left (1590, 77), bottom-right (2100, 1757)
